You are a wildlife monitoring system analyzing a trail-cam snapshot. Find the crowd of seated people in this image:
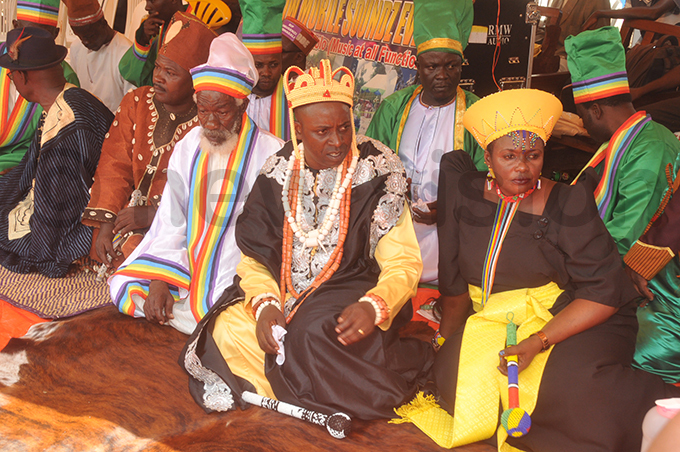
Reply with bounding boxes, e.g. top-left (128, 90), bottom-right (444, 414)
top-left (0, 0), bottom-right (679, 450)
